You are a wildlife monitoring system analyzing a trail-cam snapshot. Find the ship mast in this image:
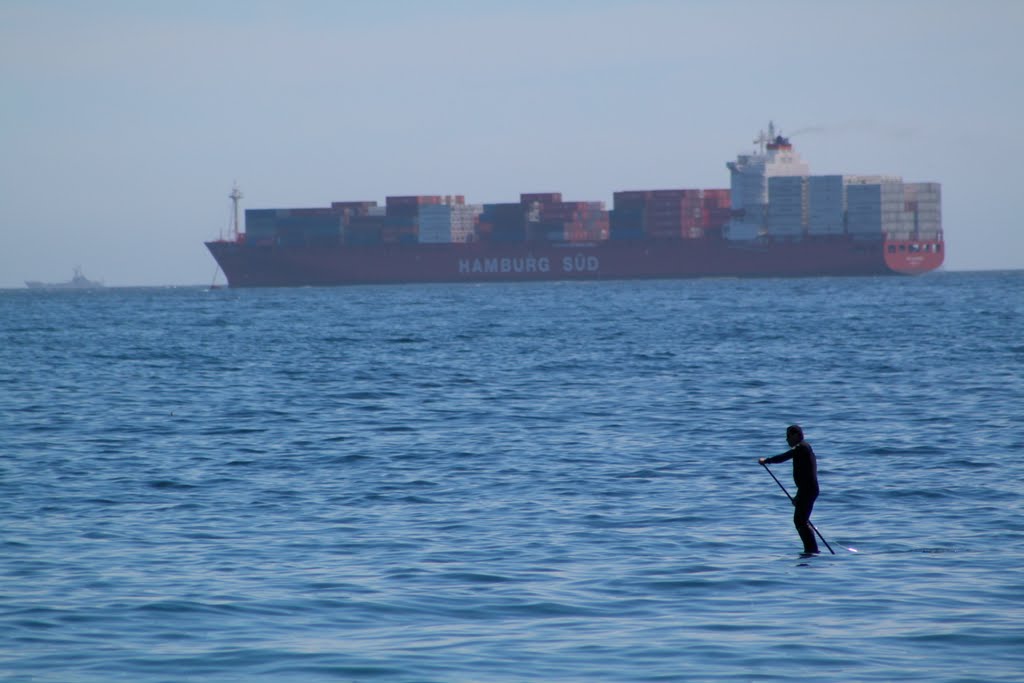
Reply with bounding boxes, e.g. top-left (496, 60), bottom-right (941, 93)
top-left (753, 121), bottom-right (777, 154)
top-left (229, 183), bottom-right (243, 241)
